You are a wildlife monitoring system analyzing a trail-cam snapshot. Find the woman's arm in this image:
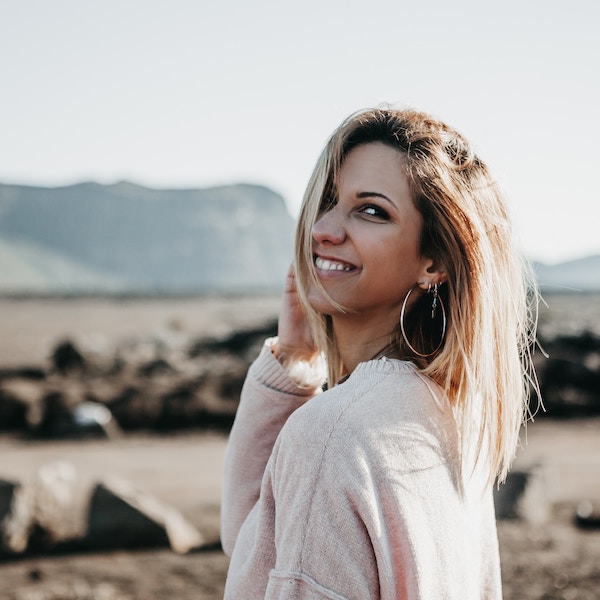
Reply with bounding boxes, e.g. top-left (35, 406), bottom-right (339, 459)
top-left (221, 266), bottom-right (324, 555)
top-left (220, 341), bottom-right (320, 555)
